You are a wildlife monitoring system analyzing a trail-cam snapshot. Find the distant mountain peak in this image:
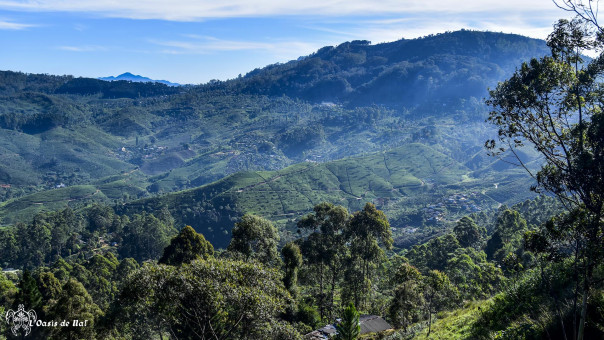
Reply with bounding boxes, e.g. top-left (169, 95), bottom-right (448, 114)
top-left (118, 72), bottom-right (137, 77)
top-left (99, 72), bottom-right (181, 86)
